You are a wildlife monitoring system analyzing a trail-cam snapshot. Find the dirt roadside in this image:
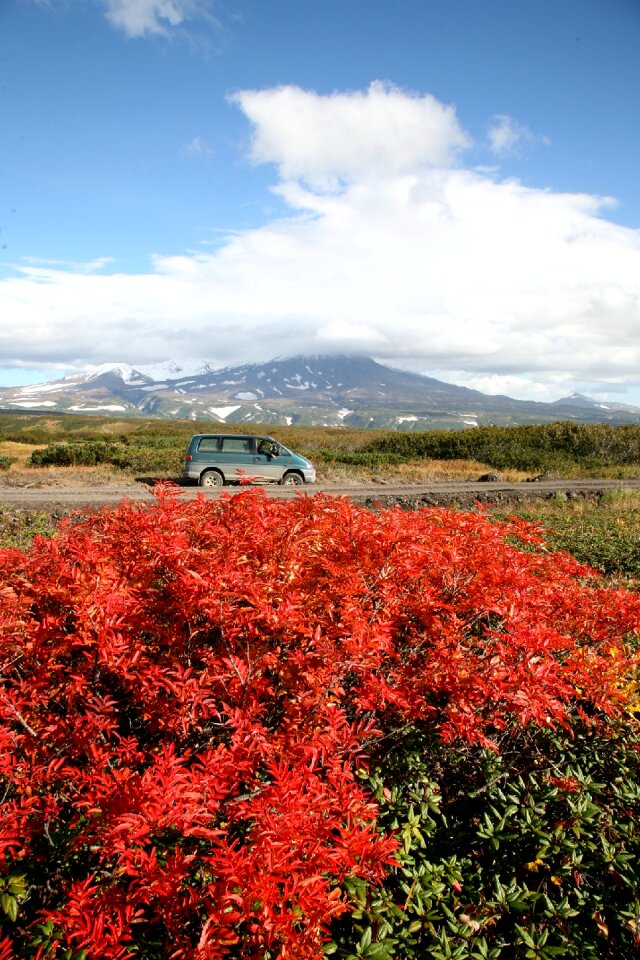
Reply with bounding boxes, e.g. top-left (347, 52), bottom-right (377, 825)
top-left (1, 477), bottom-right (640, 516)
